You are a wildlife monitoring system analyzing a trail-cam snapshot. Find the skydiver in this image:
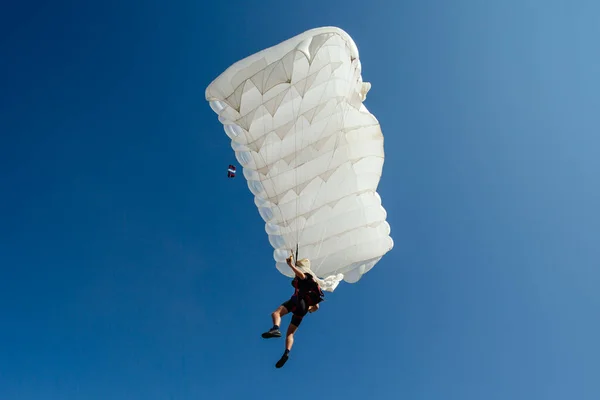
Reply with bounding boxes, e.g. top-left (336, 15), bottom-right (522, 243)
top-left (261, 253), bottom-right (324, 368)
